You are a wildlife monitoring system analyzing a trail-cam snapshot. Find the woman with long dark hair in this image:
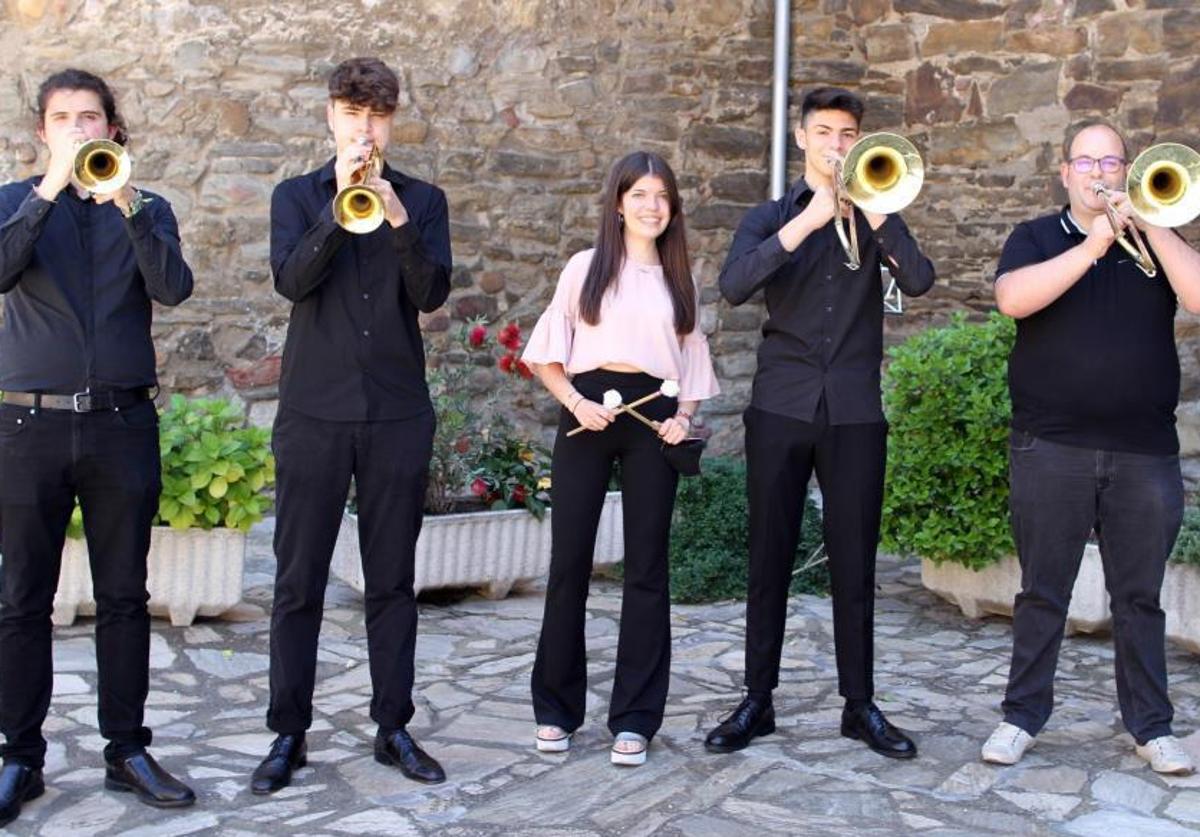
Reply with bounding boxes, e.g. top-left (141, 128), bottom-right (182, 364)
top-left (522, 151), bottom-right (719, 766)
